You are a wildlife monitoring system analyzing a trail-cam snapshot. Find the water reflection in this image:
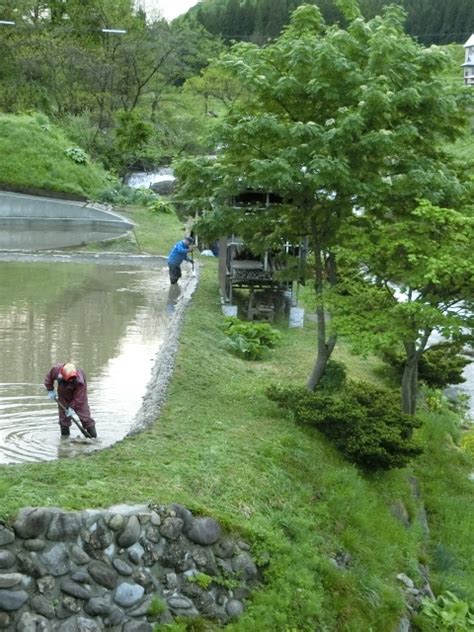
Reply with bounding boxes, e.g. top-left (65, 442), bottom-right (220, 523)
top-left (0, 261), bottom-right (178, 464)
top-left (0, 191), bottom-right (133, 250)
top-left (0, 220), bottom-right (132, 250)
top-left (166, 284), bottom-right (181, 316)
